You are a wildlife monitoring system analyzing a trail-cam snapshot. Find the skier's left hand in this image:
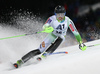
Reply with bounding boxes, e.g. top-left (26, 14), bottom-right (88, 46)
top-left (79, 41), bottom-right (87, 51)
